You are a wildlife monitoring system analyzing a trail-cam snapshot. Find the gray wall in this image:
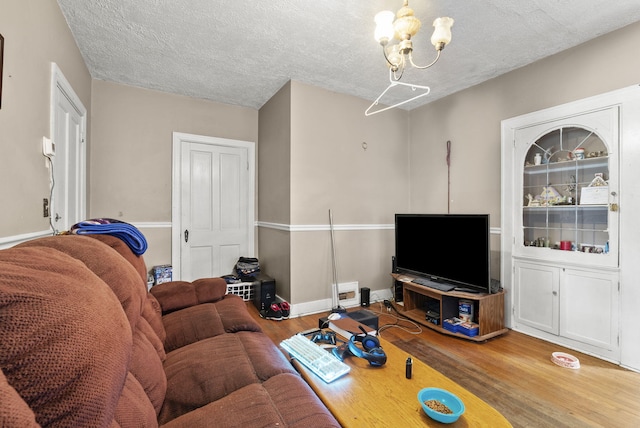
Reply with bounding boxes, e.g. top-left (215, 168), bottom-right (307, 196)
top-left (0, 0), bottom-right (91, 240)
top-left (258, 82), bottom-right (292, 301)
top-left (89, 80), bottom-right (258, 267)
top-left (258, 81), bottom-right (409, 308)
